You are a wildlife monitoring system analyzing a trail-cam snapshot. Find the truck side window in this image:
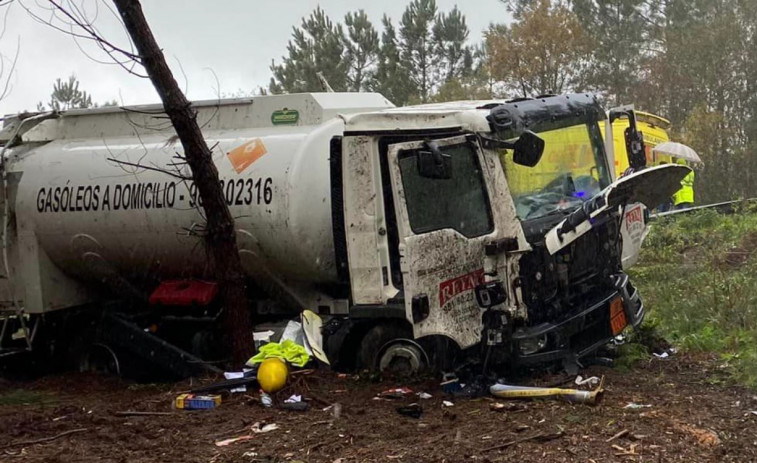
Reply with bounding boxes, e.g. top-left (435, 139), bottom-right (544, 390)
top-left (398, 143), bottom-right (493, 238)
